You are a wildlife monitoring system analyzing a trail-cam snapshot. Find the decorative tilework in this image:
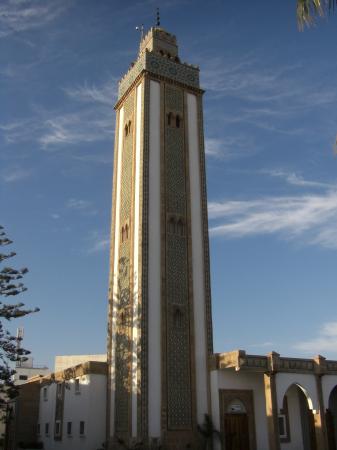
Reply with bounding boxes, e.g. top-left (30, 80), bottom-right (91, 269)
top-left (118, 52), bottom-right (199, 99)
top-left (164, 85), bottom-right (192, 430)
top-left (115, 91), bottom-right (135, 434)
